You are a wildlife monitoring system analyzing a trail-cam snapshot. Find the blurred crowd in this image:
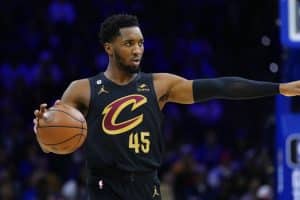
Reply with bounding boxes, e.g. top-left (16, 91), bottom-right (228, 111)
top-left (0, 0), bottom-right (281, 199)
